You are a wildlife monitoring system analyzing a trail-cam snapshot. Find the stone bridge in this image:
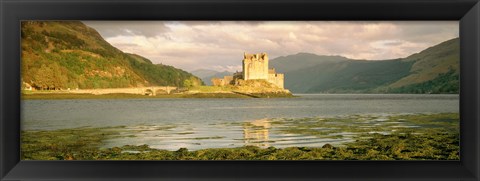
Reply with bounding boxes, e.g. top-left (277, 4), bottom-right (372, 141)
top-left (70, 86), bottom-right (177, 96)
